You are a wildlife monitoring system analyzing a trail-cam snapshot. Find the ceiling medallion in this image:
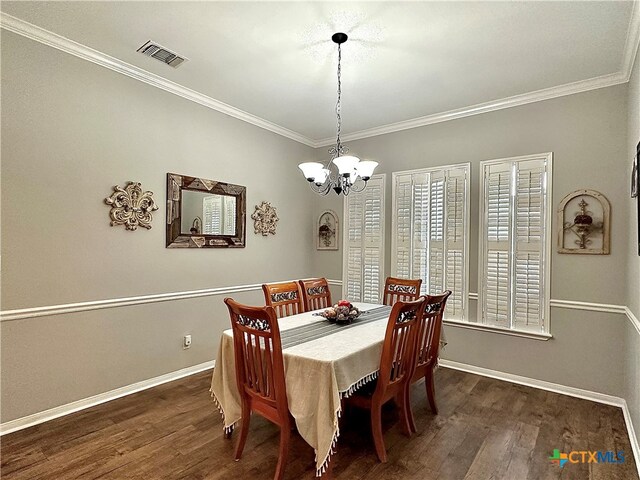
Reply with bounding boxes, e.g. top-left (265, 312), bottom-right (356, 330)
top-left (298, 33), bottom-right (378, 196)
